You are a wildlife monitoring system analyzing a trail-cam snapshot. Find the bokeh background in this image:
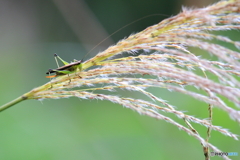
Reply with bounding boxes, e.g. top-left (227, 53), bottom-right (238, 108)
top-left (0, 0), bottom-right (239, 160)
